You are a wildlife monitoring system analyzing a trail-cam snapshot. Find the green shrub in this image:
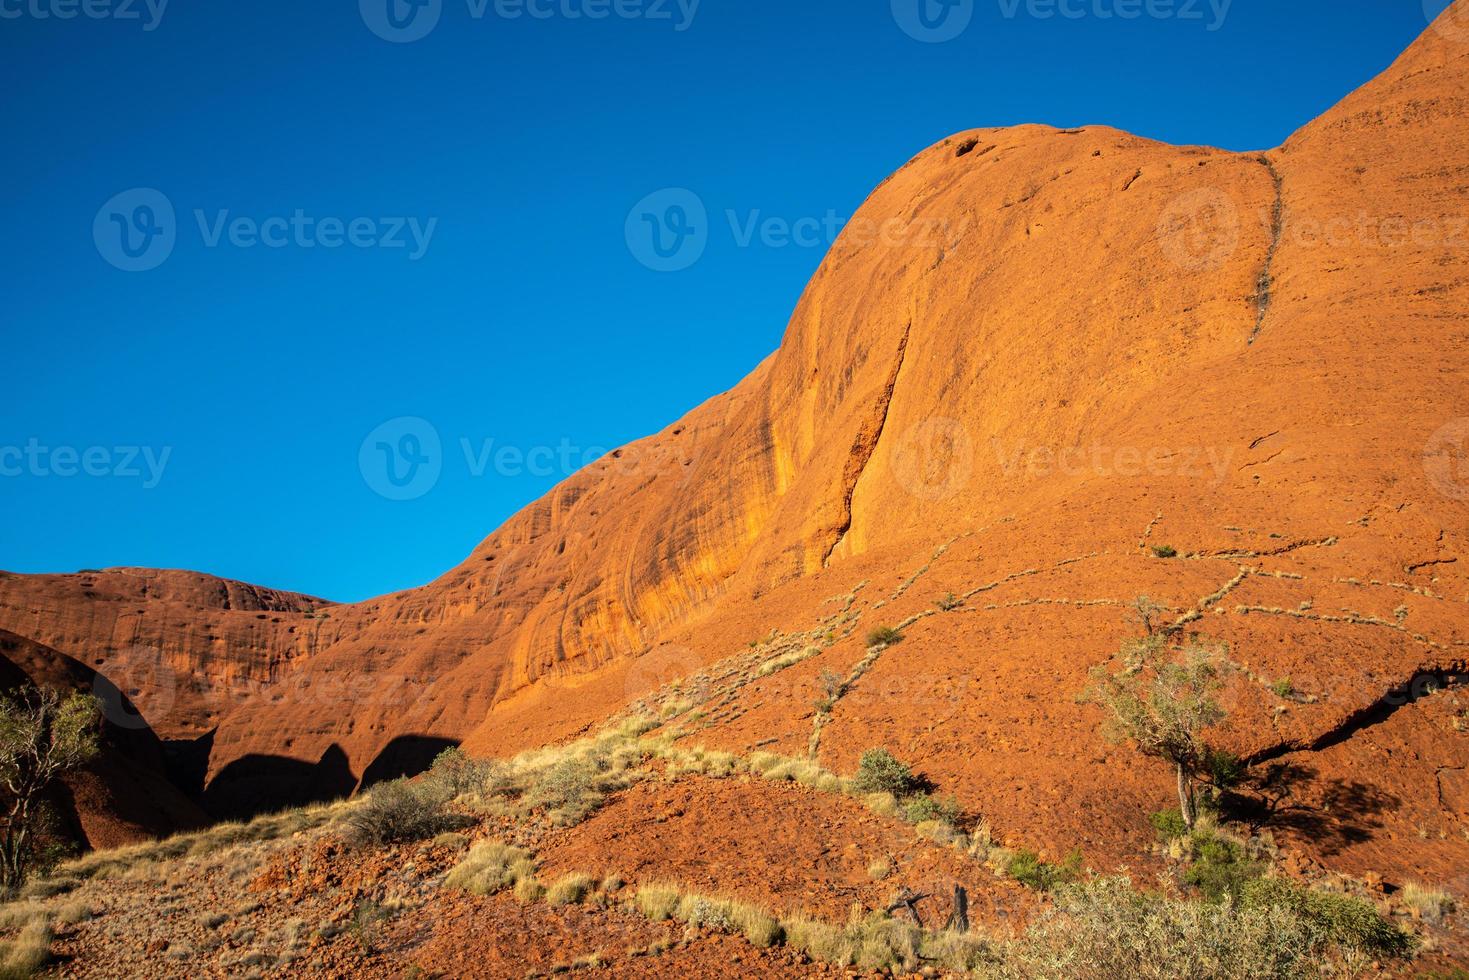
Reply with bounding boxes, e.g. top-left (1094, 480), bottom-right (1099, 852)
top-left (1008, 876), bottom-right (1309, 978)
top-left (1006, 849), bottom-right (1082, 891)
top-left (1239, 878), bottom-right (1413, 959)
top-left (1150, 809), bottom-right (1188, 840)
top-left (902, 794), bottom-right (960, 825)
top-left (1202, 748), bottom-right (1245, 790)
top-left (1183, 831), bottom-right (1261, 902)
top-left (853, 749), bottom-right (919, 797)
top-left (865, 626), bottom-right (903, 648)
top-left (935, 593), bottom-right (961, 611)
top-left (342, 779), bottom-right (461, 846)
top-left (426, 747), bottom-right (490, 797)
top-left (1271, 678), bottom-right (1295, 698)
top-left (1151, 545), bottom-right (1178, 559)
